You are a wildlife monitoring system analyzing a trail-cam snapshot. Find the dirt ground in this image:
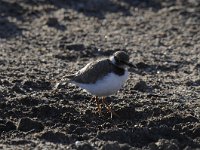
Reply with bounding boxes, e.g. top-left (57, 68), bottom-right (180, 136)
top-left (0, 0), bottom-right (200, 149)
